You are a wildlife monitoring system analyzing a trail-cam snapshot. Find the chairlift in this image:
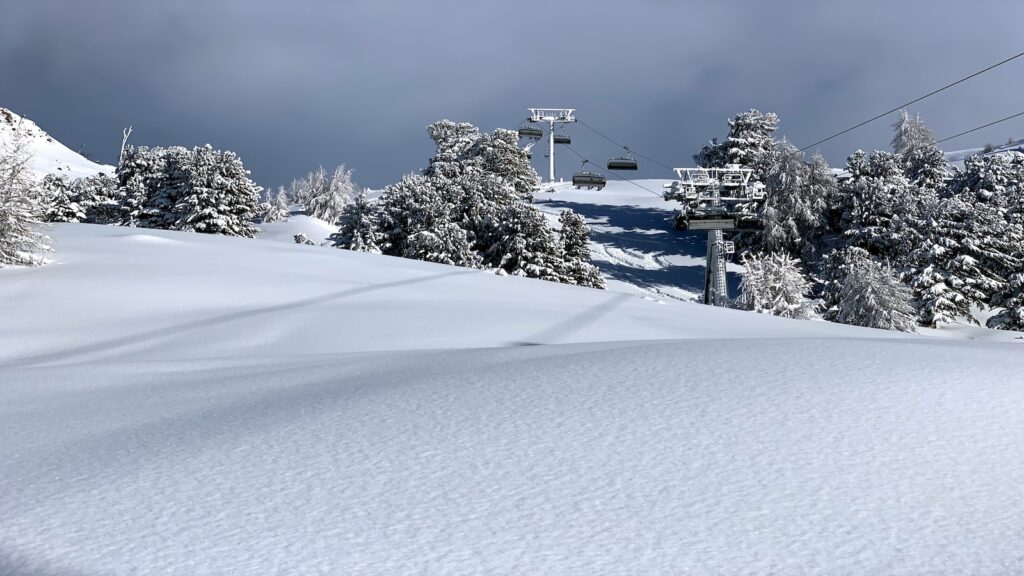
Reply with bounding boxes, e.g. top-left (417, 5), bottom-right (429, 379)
top-left (572, 161), bottom-right (606, 190)
top-left (518, 126), bottom-right (543, 140)
top-left (607, 147), bottom-right (638, 170)
top-left (553, 134), bottom-right (571, 145)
